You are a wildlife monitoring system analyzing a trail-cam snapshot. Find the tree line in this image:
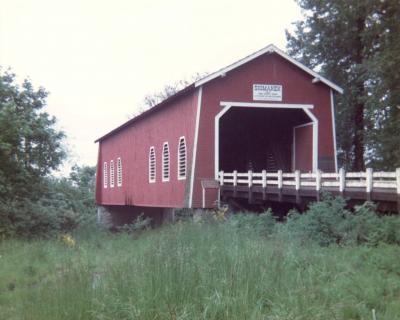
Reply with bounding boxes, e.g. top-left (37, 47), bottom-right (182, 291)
top-left (0, 70), bottom-right (96, 238)
top-left (1, 0), bottom-right (399, 237)
top-left (286, 0), bottom-right (400, 170)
